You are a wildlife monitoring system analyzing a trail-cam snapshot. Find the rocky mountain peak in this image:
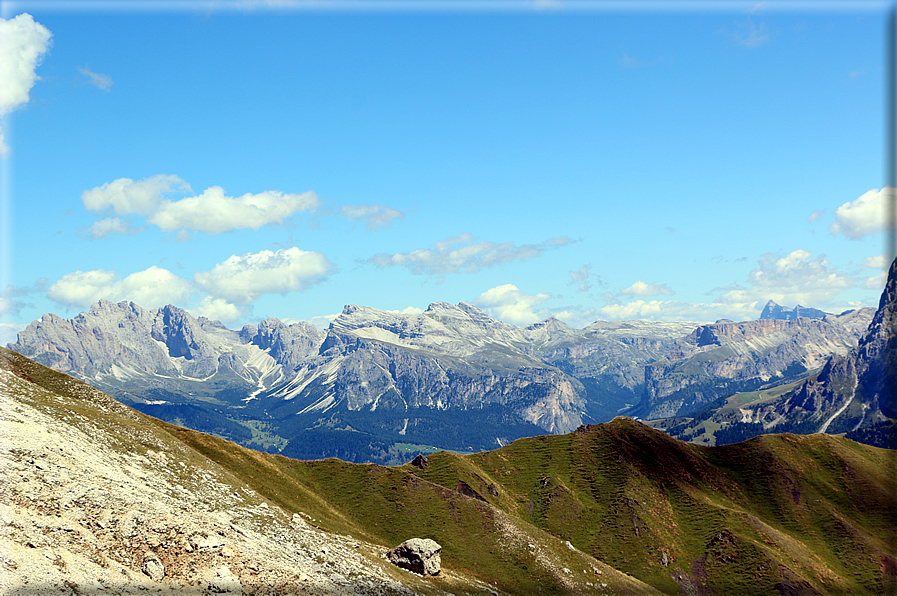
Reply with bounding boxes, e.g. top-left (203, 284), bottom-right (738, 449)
top-left (760, 300), bottom-right (828, 321)
top-left (745, 256), bottom-right (897, 434)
